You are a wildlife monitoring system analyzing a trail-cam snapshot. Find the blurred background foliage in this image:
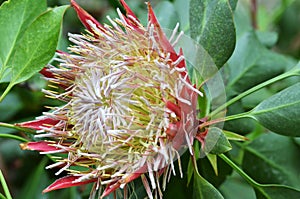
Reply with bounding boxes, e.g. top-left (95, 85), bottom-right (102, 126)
top-left (0, 0), bottom-right (299, 198)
